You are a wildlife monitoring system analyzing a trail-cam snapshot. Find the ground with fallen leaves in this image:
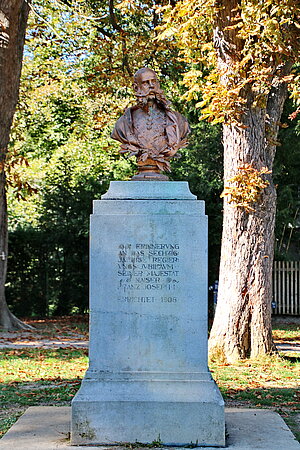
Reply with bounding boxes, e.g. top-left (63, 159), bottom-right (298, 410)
top-left (0, 315), bottom-right (299, 442)
top-left (0, 315), bottom-right (89, 349)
